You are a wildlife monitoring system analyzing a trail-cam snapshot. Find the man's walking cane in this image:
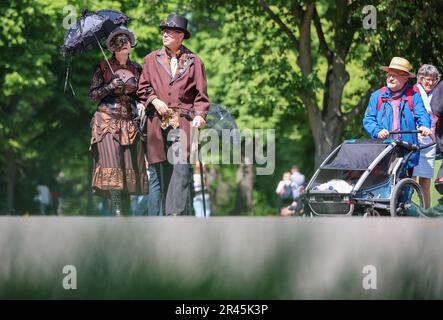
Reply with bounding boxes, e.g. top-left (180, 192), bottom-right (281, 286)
top-left (197, 128), bottom-right (207, 218)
